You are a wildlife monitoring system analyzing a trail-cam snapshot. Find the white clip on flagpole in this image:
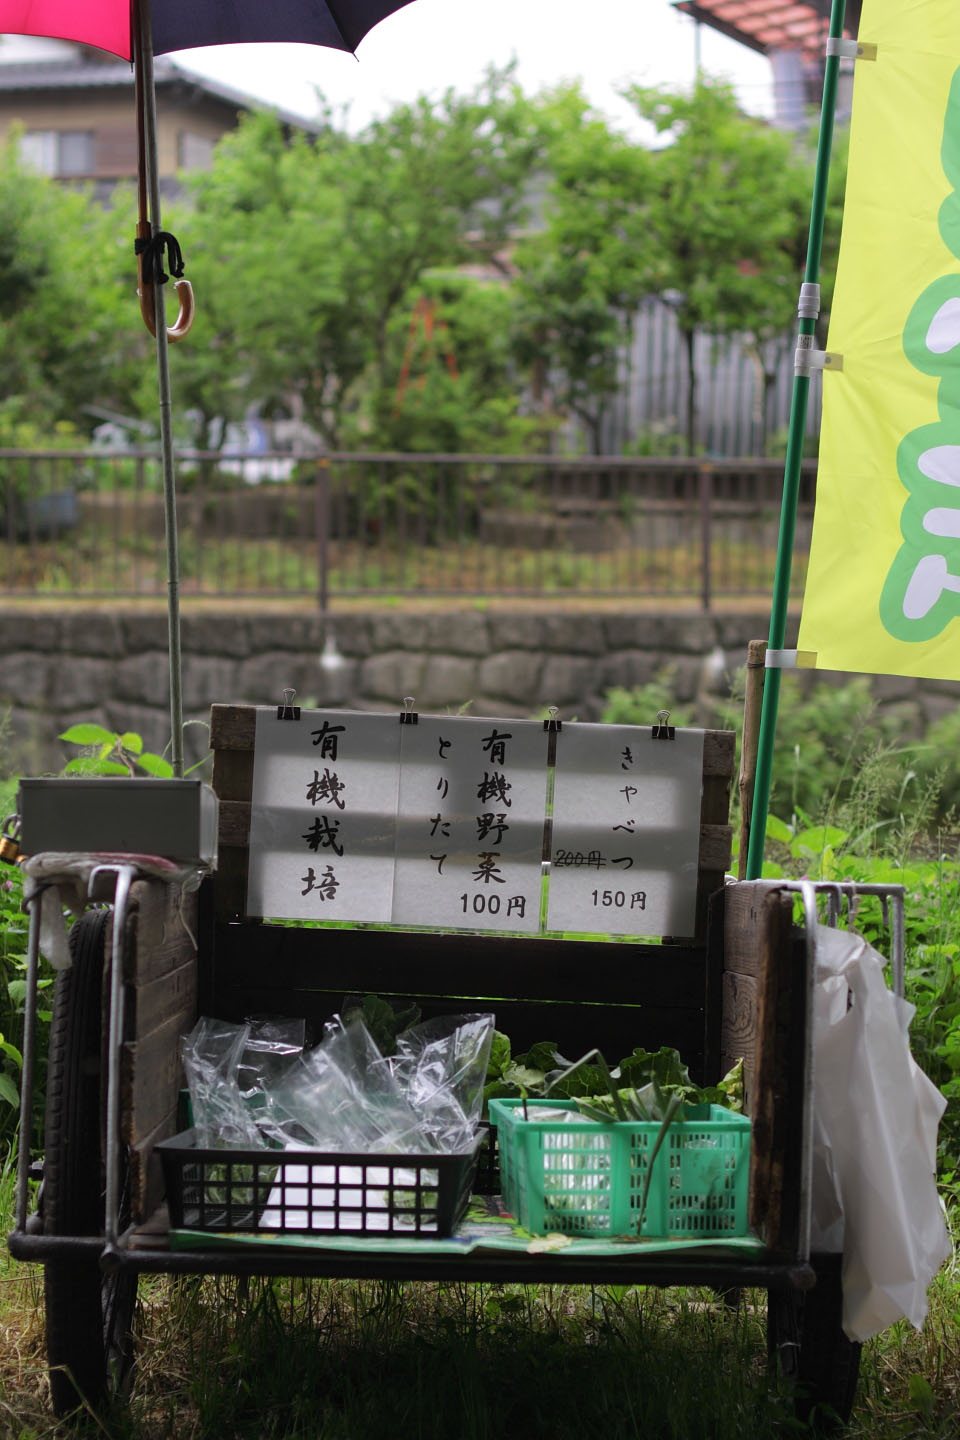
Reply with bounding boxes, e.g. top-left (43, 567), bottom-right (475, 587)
top-left (765, 650), bottom-right (818, 669)
top-left (825, 37), bottom-right (877, 61)
top-left (795, 335), bottom-right (843, 375)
